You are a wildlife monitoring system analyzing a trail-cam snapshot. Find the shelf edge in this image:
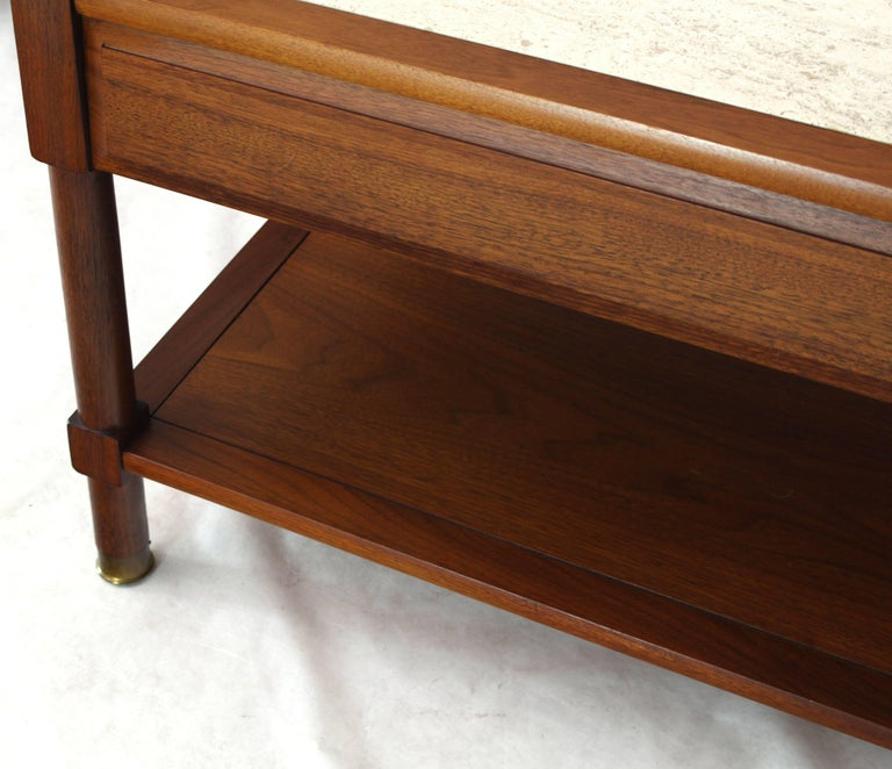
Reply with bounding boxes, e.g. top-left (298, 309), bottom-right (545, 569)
top-left (124, 418), bottom-right (892, 749)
